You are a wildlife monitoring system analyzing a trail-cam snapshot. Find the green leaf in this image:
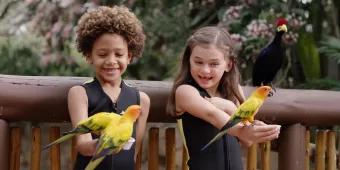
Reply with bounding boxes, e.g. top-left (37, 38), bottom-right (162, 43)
top-left (296, 31), bottom-right (321, 80)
